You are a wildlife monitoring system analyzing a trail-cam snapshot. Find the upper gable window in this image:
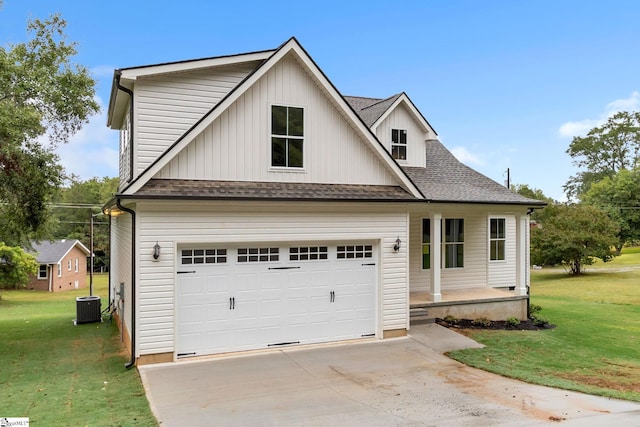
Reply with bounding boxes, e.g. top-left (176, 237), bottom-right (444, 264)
top-left (391, 129), bottom-right (407, 160)
top-left (271, 105), bottom-right (304, 168)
